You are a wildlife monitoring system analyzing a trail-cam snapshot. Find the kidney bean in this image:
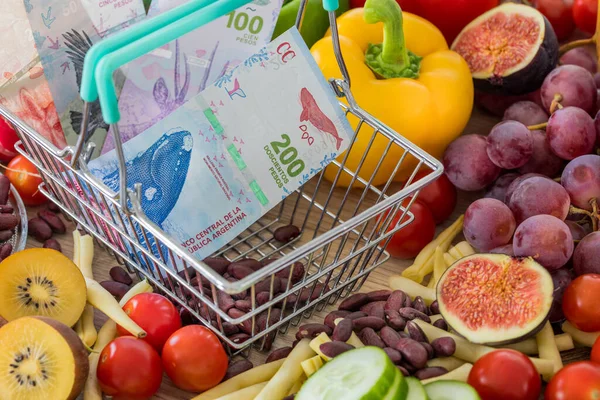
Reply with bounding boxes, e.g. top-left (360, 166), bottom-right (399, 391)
top-left (395, 338), bottom-right (428, 369)
top-left (298, 283), bottom-right (328, 303)
top-left (43, 238), bottom-right (61, 252)
top-left (332, 318), bottom-right (353, 342)
top-left (365, 289), bottom-right (391, 302)
top-left (346, 311), bottom-right (369, 320)
top-left (353, 316), bottom-right (386, 331)
top-left (229, 264), bottom-right (254, 280)
top-left (360, 301), bottom-right (386, 320)
top-left (0, 243), bottom-right (12, 260)
top-left (383, 347), bottom-right (402, 364)
top-left (429, 300), bottom-right (440, 315)
top-left (414, 367), bottom-right (449, 380)
top-left (380, 326), bottom-right (403, 349)
top-left (227, 308), bottom-right (252, 334)
top-left (203, 256), bottom-right (231, 275)
top-left (276, 262), bottom-right (306, 286)
top-left (421, 342), bottom-right (435, 359)
top-left (403, 295), bottom-right (412, 308)
top-left (273, 224), bottom-right (301, 243)
top-left (399, 360), bottom-right (417, 374)
top-left (177, 266), bottom-right (197, 280)
top-left (291, 339), bottom-right (300, 348)
top-left (228, 333), bottom-right (250, 345)
top-left (385, 309), bottom-right (400, 320)
top-left (0, 205), bottom-right (14, 214)
top-left (0, 230), bottom-right (12, 242)
top-left (397, 365), bottom-right (410, 376)
top-left (255, 276), bottom-right (282, 294)
top-left (431, 337), bottom-right (456, 357)
top-left (281, 293), bottom-right (298, 310)
top-left (339, 293), bottom-right (370, 311)
top-left (234, 299), bottom-right (252, 312)
top-left (412, 296), bottom-right (429, 315)
top-left (47, 202), bottom-right (60, 213)
top-left (179, 308), bottom-right (196, 326)
top-left (233, 258), bottom-right (263, 272)
top-left (217, 291), bottom-right (235, 313)
top-left (358, 327), bottom-right (385, 348)
top-left (37, 209), bottom-right (66, 234)
top-left (28, 217), bottom-right (52, 241)
top-left (0, 175), bottom-right (9, 205)
top-left (100, 281), bottom-right (129, 300)
top-left (224, 360), bottom-right (253, 381)
top-left (384, 290), bottom-right (406, 312)
top-left (109, 266), bottom-right (133, 285)
top-left (222, 322), bottom-right (239, 336)
top-left (398, 331), bottom-right (409, 339)
top-left (399, 307), bottom-right (431, 323)
top-left (406, 320), bottom-right (428, 343)
top-left (258, 308), bottom-right (282, 350)
top-left (324, 310), bottom-right (351, 329)
top-left (0, 214), bottom-right (19, 231)
top-left (433, 318), bottom-right (449, 331)
top-left (283, 396), bottom-right (295, 400)
top-left (266, 347), bottom-right (293, 363)
top-left (388, 317), bottom-right (407, 331)
top-left (320, 341), bottom-right (355, 358)
top-left (296, 323), bottom-right (332, 340)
